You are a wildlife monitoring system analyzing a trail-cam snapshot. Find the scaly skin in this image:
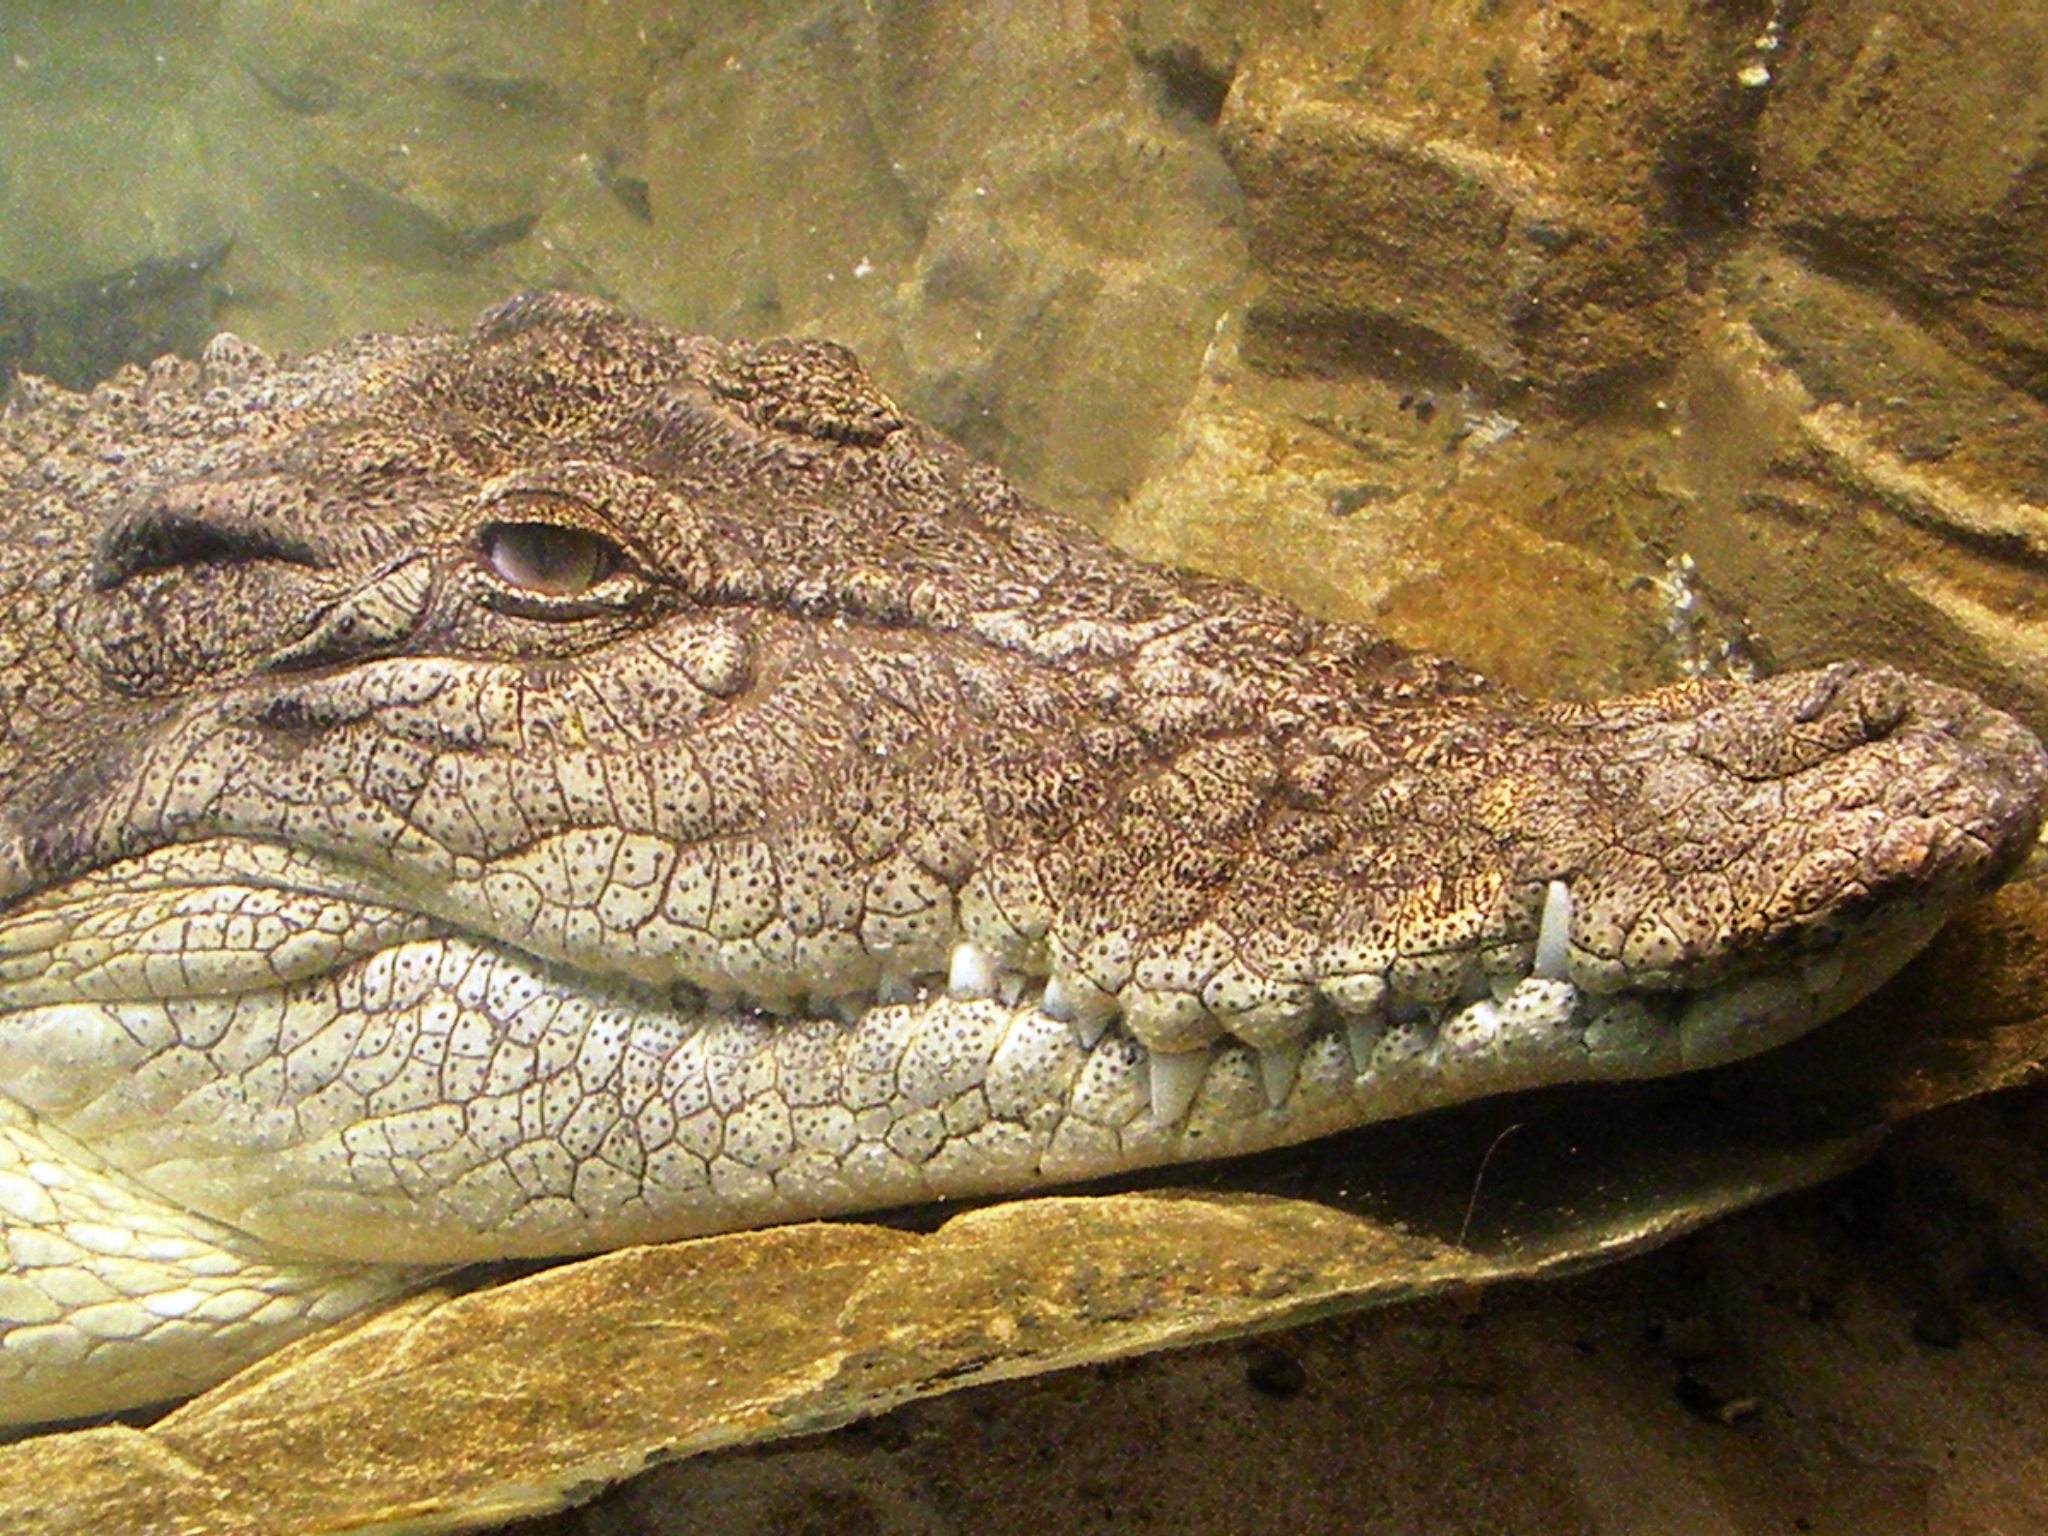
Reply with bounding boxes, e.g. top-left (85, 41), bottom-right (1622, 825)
top-left (0, 291), bottom-right (2041, 1426)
